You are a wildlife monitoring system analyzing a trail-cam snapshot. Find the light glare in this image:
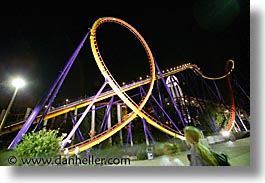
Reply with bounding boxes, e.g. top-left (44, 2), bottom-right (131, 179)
top-left (221, 130), bottom-right (230, 137)
top-left (12, 78), bottom-right (25, 89)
